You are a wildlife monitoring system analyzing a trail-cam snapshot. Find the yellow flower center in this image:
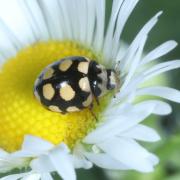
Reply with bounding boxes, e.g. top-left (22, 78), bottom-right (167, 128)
top-left (0, 41), bottom-right (110, 152)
